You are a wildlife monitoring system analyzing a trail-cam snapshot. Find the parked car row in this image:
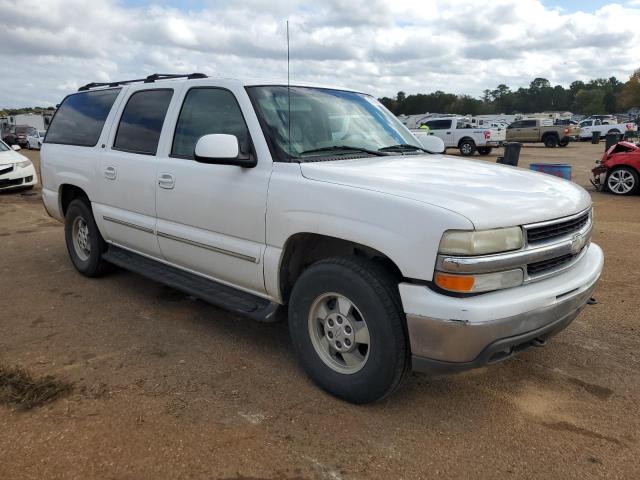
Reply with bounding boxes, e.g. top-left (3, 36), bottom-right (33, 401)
top-left (1, 125), bottom-right (47, 149)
